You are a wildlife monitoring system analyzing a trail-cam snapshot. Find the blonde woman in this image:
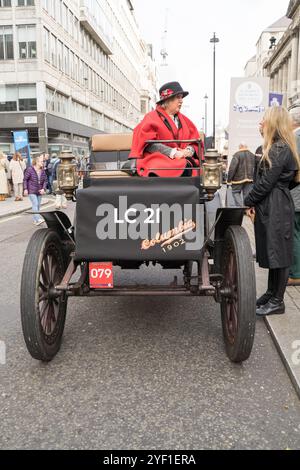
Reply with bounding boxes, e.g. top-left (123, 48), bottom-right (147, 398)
top-left (245, 106), bottom-right (300, 316)
top-left (9, 152), bottom-right (26, 201)
top-left (0, 152), bottom-right (9, 201)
